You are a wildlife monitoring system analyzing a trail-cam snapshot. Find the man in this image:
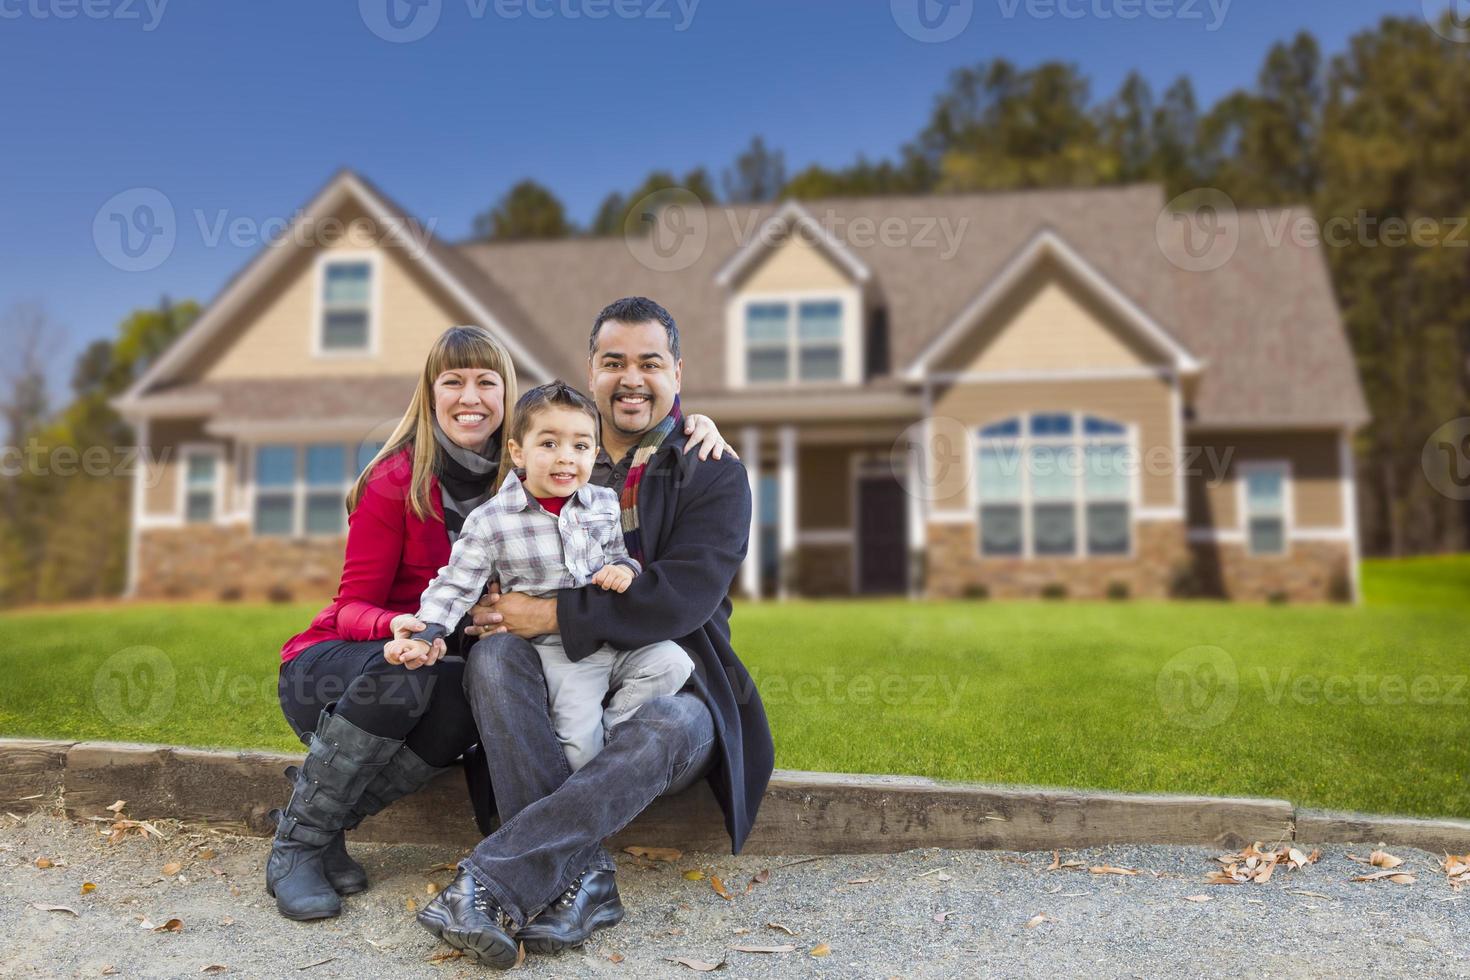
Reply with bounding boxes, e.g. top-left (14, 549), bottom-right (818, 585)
top-left (416, 296), bottom-right (774, 969)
